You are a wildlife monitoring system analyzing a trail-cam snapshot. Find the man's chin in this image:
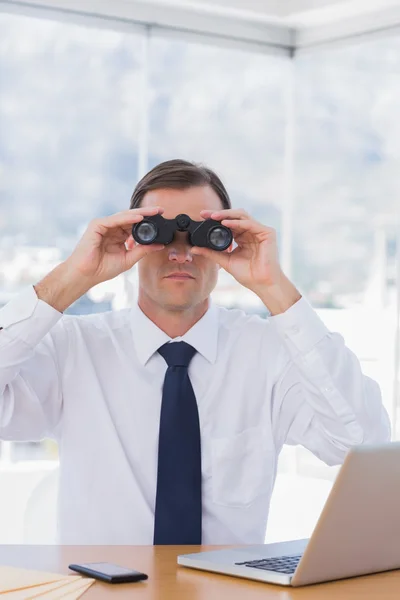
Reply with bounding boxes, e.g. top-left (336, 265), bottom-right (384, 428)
top-left (161, 293), bottom-right (199, 312)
